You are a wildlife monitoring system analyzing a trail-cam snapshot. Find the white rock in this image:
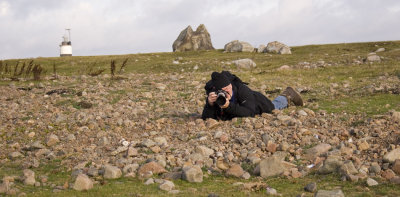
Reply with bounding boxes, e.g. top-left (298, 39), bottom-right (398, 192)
top-left (159, 180), bottom-right (175, 191)
top-left (73, 174), bottom-right (93, 191)
top-left (23, 169), bottom-right (35, 186)
top-left (366, 178), bottom-right (378, 186)
top-left (232, 59), bottom-right (256, 69)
